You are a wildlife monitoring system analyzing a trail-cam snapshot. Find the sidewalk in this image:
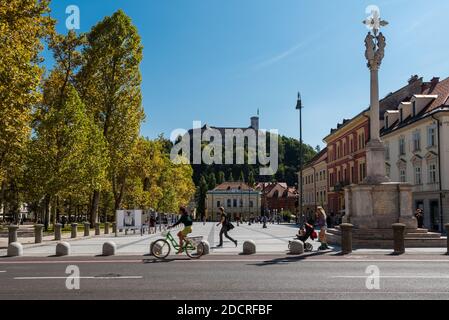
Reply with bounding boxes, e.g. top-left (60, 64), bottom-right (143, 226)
top-left (0, 222), bottom-right (447, 257)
